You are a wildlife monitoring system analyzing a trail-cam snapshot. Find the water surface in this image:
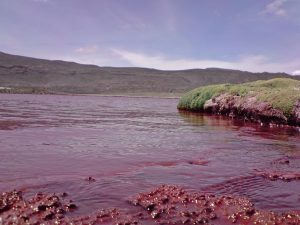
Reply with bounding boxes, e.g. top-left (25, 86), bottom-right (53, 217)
top-left (0, 94), bottom-right (299, 215)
